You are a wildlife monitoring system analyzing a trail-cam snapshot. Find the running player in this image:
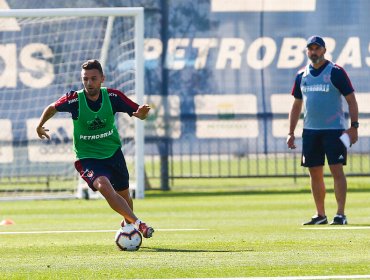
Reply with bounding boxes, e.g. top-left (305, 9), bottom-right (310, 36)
top-left (36, 59), bottom-right (154, 238)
